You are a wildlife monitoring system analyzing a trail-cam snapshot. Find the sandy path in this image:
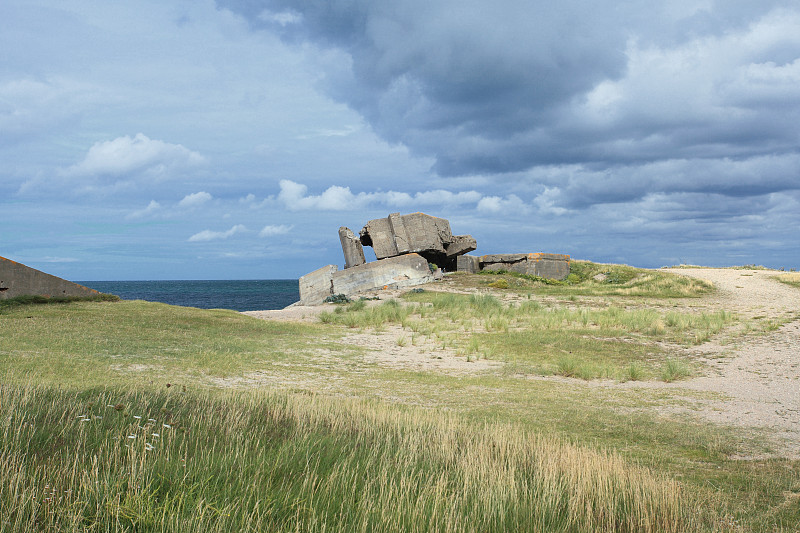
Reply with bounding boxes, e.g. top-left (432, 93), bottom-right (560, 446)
top-left (655, 268), bottom-right (800, 457)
